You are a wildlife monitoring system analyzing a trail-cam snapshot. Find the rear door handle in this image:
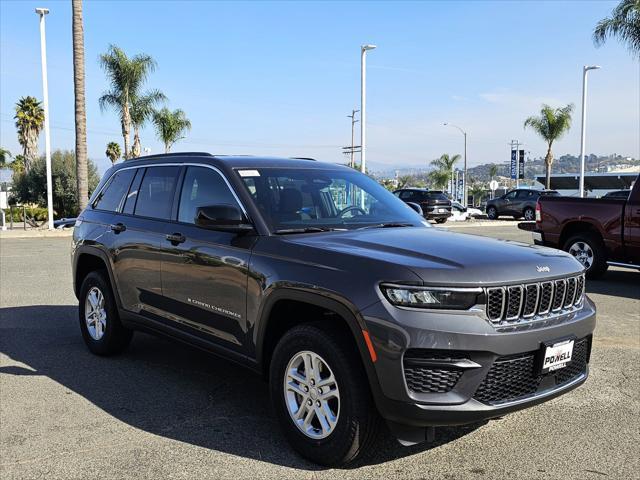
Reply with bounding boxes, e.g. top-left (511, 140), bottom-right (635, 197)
top-left (110, 223), bottom-right (126, 233)
top-left (166, 233), bottom-right (186, 245)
